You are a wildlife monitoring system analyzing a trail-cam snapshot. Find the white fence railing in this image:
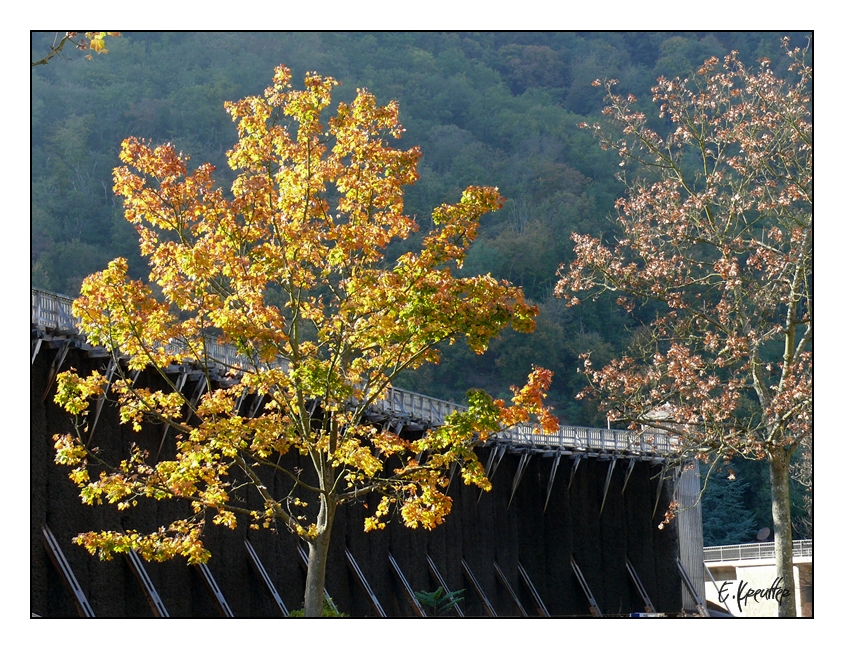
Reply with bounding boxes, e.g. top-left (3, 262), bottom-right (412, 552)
top-left (703, 539), bottom-right (812, 563)
top-left (31, 288), bottom-right (679, 456)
